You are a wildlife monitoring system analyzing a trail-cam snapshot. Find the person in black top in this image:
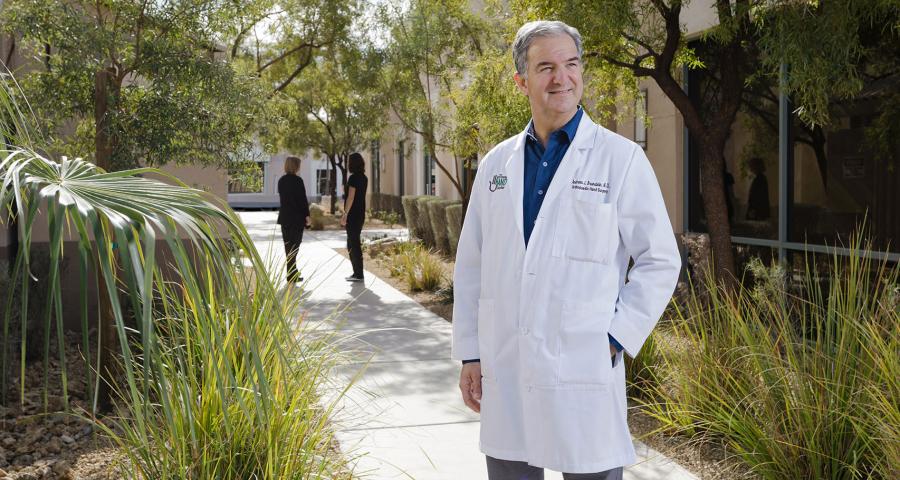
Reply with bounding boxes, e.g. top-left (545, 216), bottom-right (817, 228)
top-left (341, 152), bottom-right (368, 282)
top-left (277, 156), bottom-right (311, 283)
top-left (745, 156), bottom-right (771, 221)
